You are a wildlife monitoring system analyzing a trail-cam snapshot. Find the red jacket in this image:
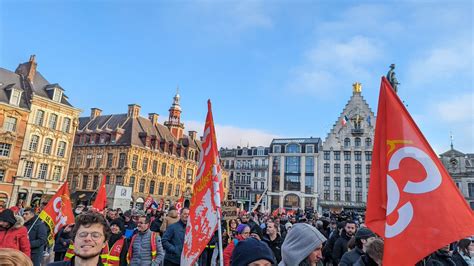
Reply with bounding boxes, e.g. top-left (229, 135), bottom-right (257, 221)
top-left (0, 215), bottom-right (31, 257)
top-left (223, 235), bottom-right (245, 266)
